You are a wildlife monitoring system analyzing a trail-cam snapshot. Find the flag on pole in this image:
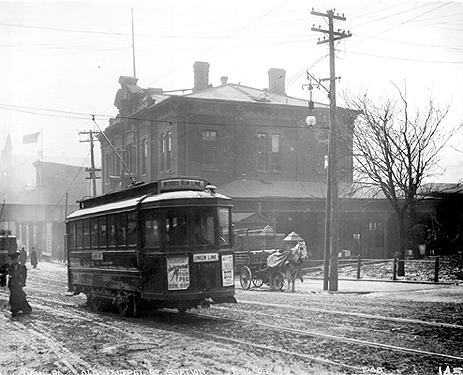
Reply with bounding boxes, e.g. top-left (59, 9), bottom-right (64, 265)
top-left (22, 132), bottom-right (40, 144)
